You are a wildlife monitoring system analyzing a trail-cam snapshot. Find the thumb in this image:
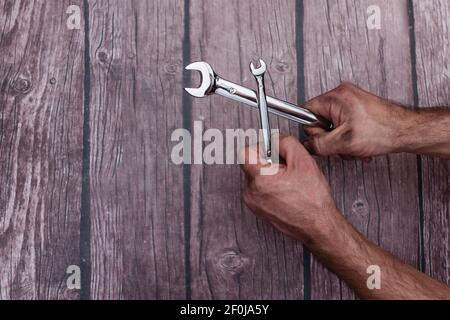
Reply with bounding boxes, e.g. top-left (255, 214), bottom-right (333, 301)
top-left (277, 135), bottom-right (310, 164)
top-left (240, 144), bottom-right (268, 178)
